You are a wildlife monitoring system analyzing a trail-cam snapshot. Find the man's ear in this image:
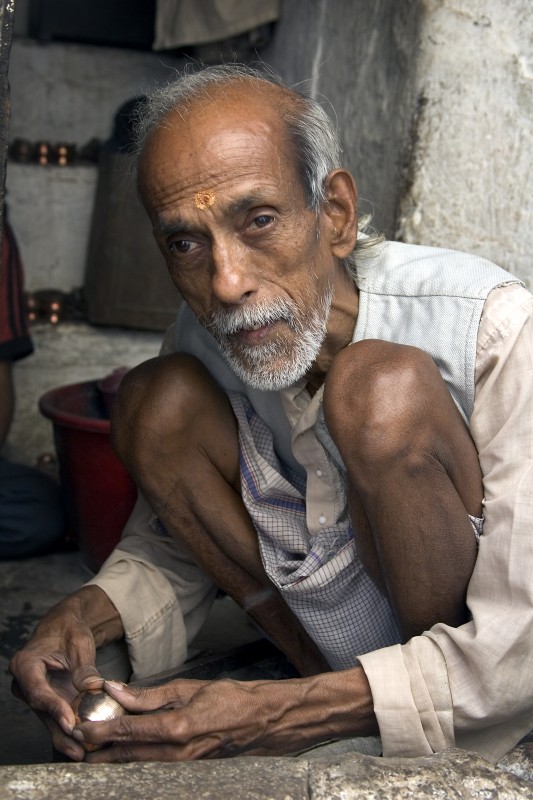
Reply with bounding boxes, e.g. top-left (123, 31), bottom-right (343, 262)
top-left (323, 169), bottom-right (358, 259)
